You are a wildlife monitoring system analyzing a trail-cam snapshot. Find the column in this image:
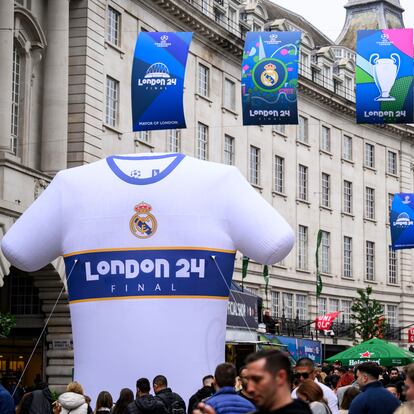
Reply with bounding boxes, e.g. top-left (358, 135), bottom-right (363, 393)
top-left (0, 0), bottom-right (14, 152)
top-left (41, 0), bottom-right (69, 174)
